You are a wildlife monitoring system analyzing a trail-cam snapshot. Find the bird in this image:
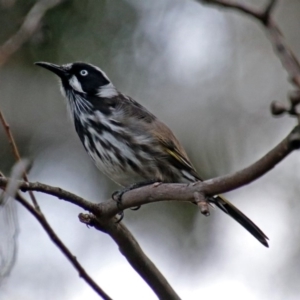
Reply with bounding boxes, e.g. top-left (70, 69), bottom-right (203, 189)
top-left (35, 61), bottom-right (269, 247)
